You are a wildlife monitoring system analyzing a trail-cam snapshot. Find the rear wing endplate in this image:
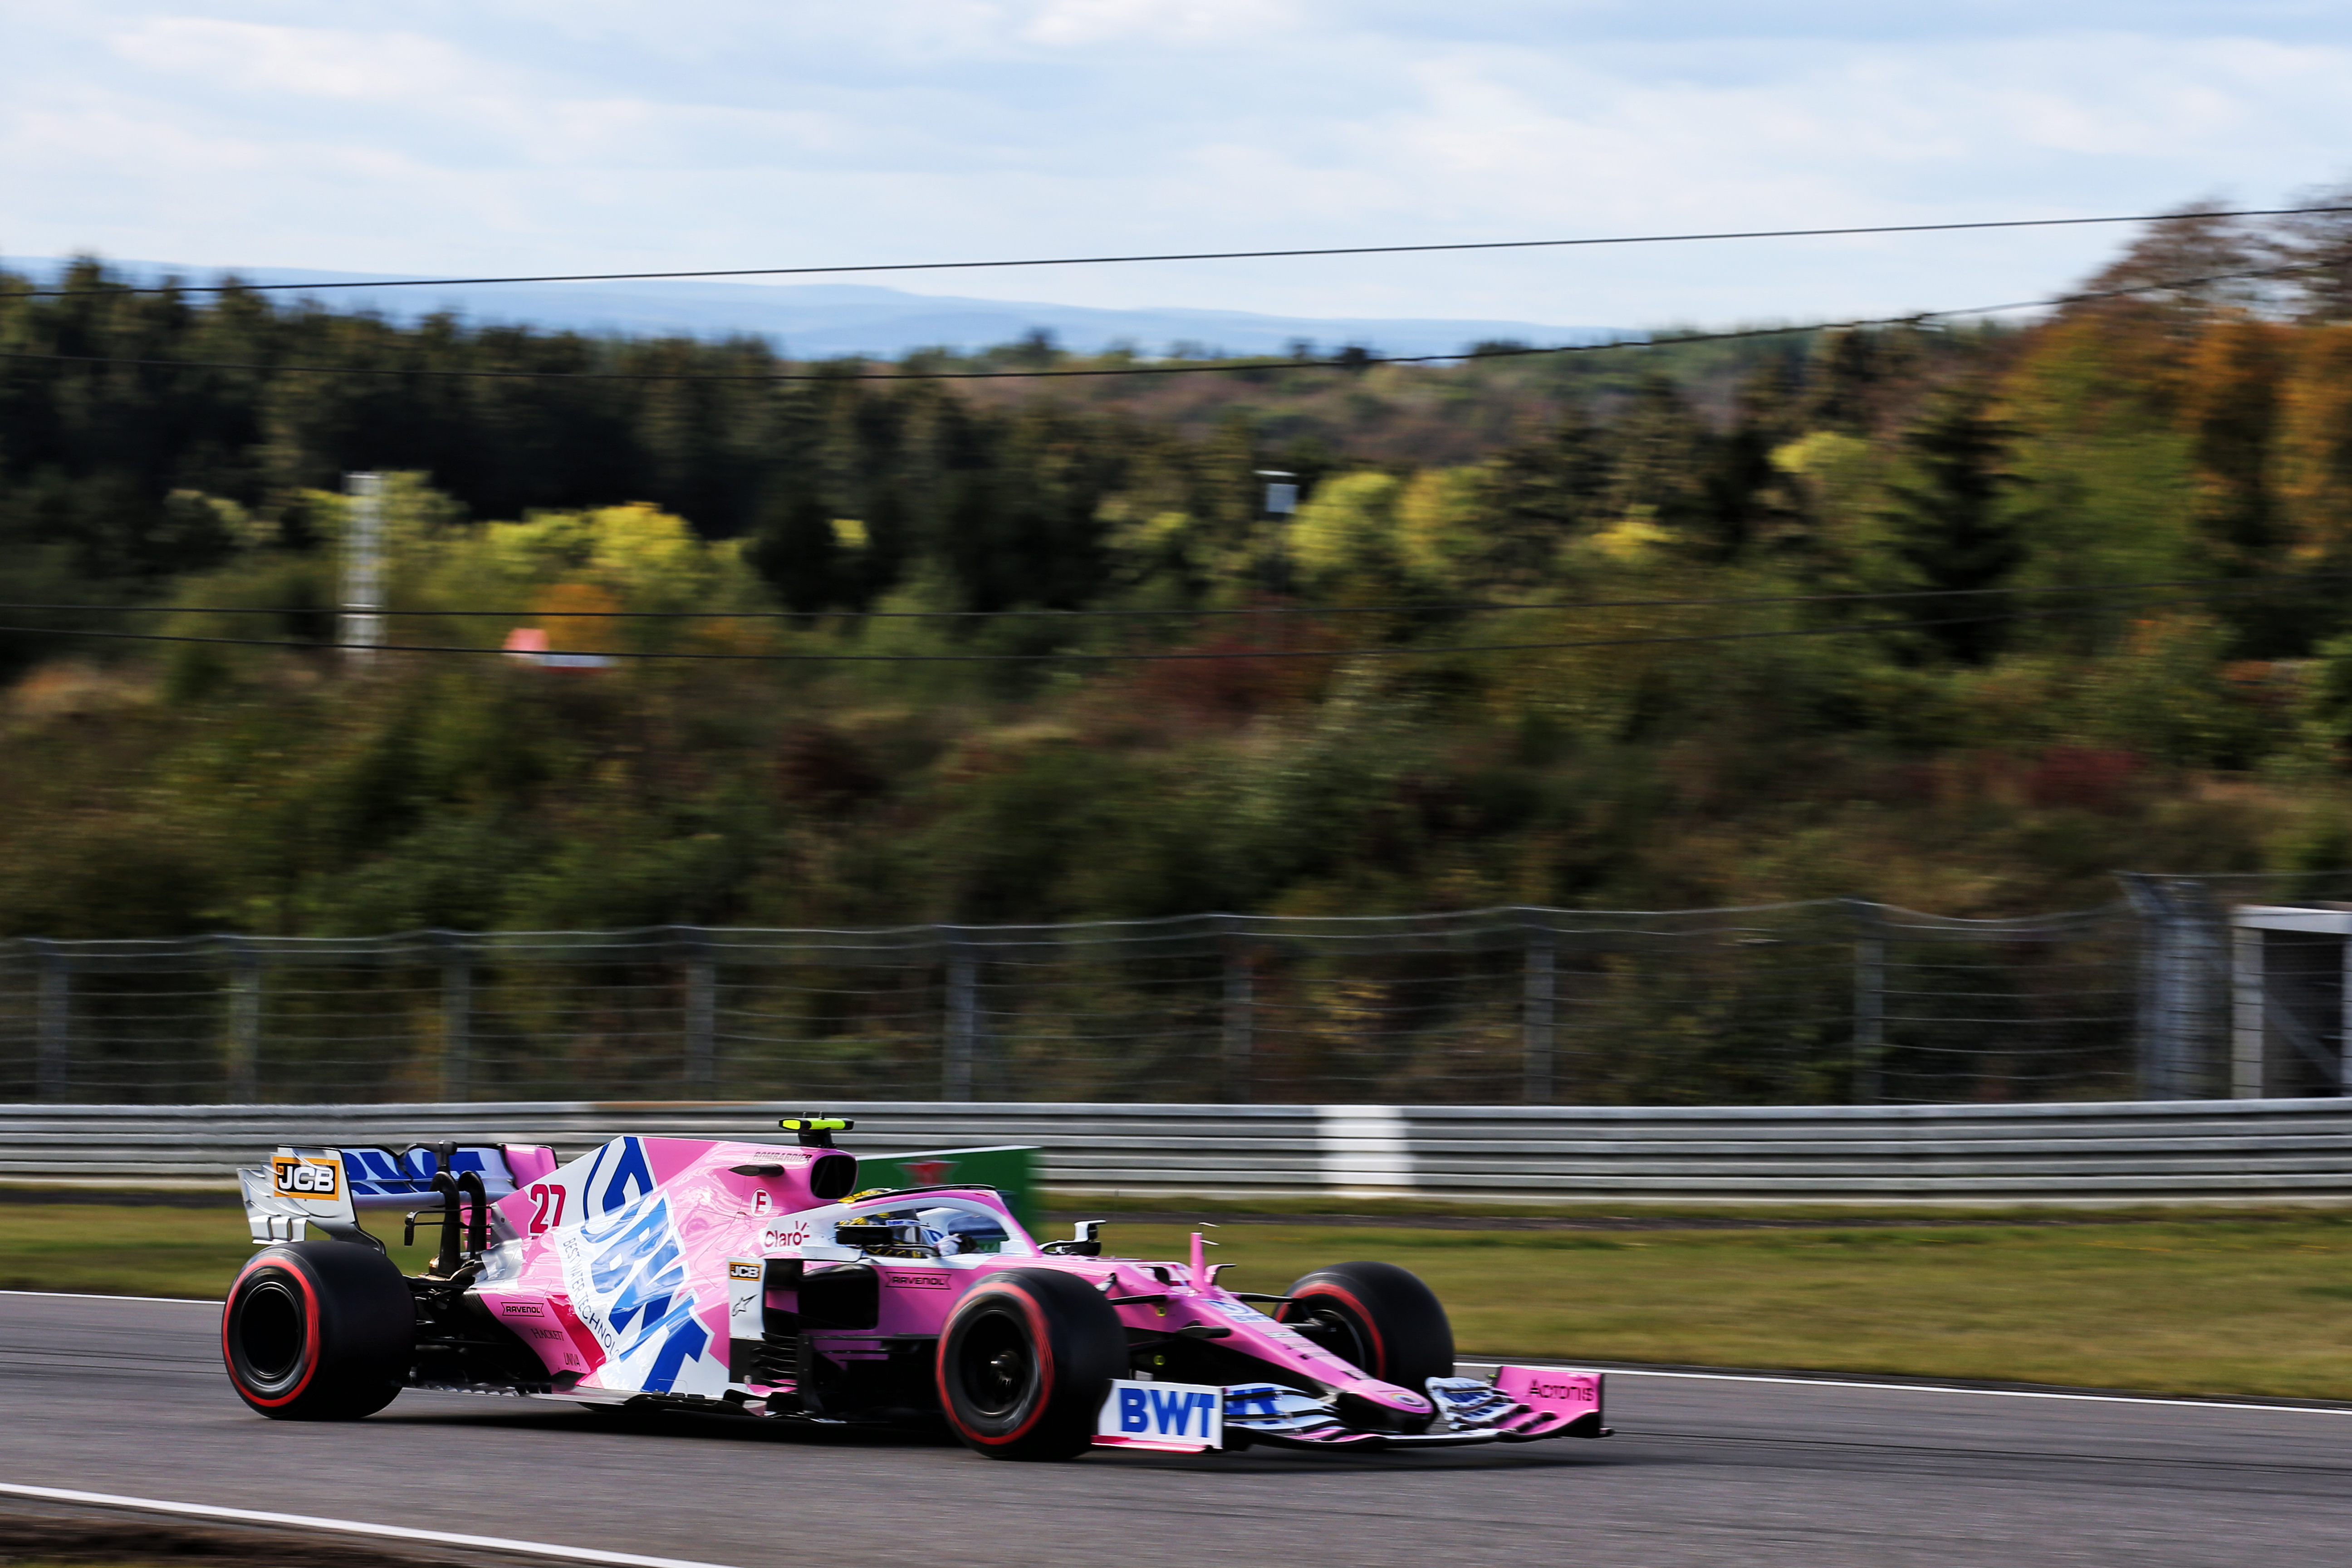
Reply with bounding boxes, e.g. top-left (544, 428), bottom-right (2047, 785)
top-left (238, 1142), bottom-right (554, 1246)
